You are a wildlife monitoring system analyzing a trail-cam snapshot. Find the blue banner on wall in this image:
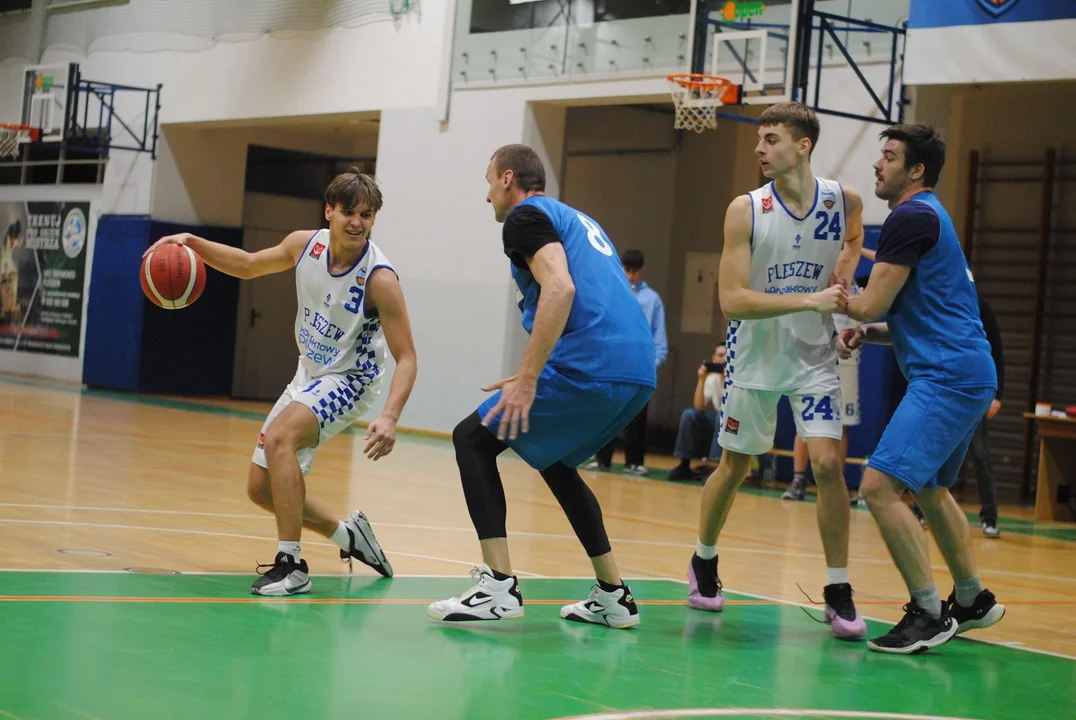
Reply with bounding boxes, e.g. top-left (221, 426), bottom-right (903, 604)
top-left (910, 0), bottom-right (1076, 29)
